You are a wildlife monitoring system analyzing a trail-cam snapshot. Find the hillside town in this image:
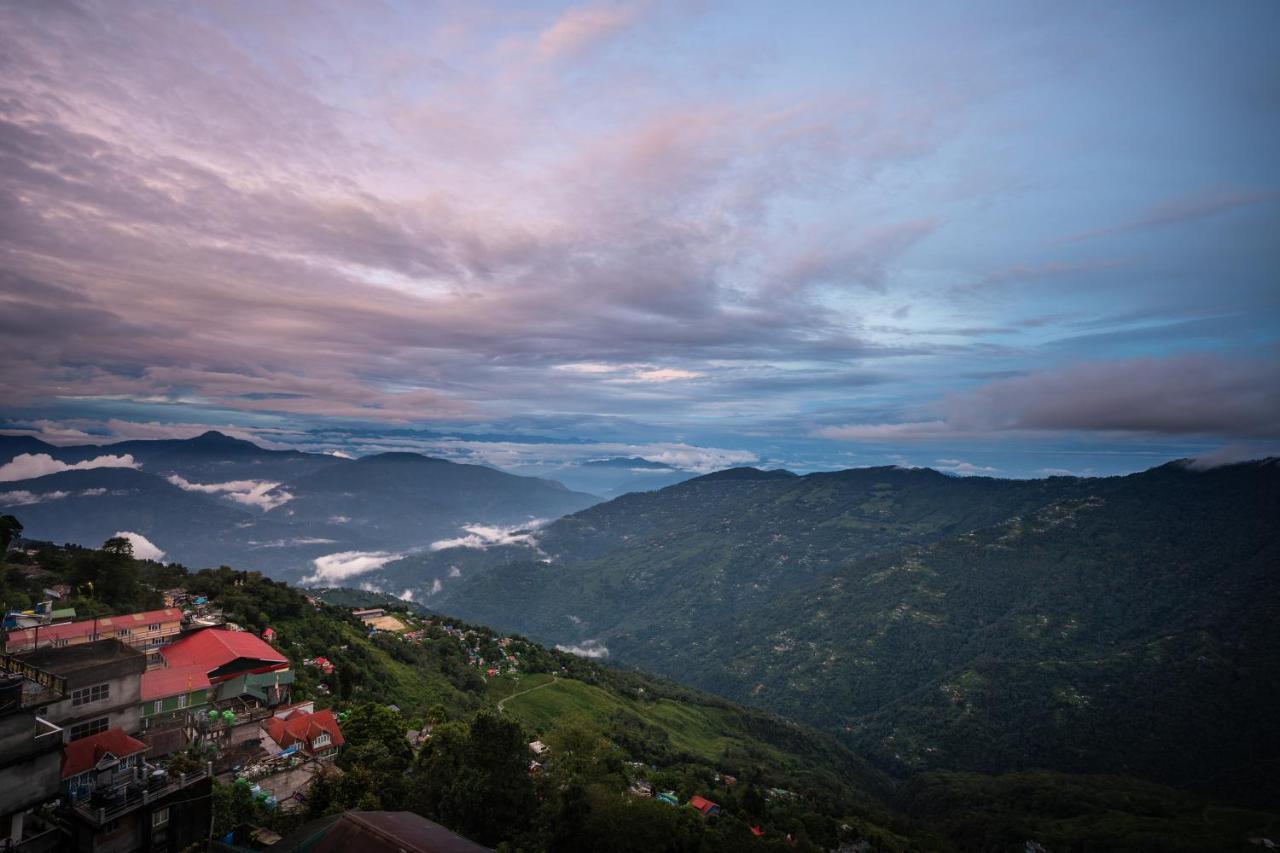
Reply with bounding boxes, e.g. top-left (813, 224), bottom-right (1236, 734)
top-left (1, 557), bottom-right (777, 853)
